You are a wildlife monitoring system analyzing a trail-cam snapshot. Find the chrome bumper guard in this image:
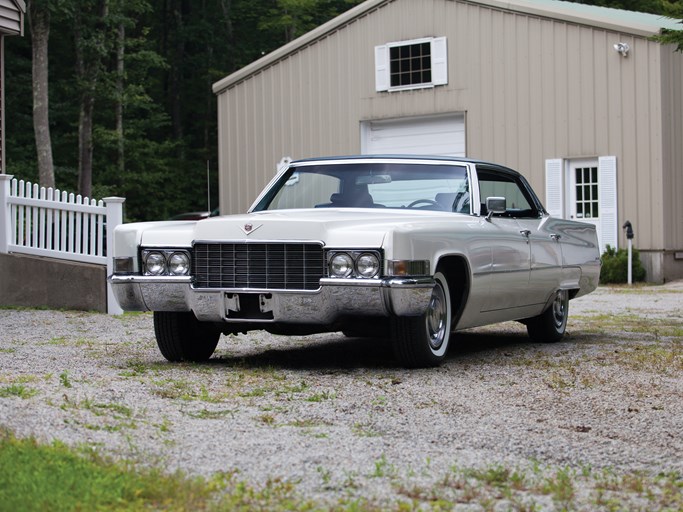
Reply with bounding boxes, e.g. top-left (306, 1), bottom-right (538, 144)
top-left (108, 275), bottom-right (434, 322)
